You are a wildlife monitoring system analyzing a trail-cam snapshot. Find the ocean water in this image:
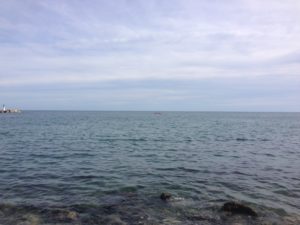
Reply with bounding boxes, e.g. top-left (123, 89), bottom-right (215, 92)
top-left (0, 111), bottom-right (299, 225)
